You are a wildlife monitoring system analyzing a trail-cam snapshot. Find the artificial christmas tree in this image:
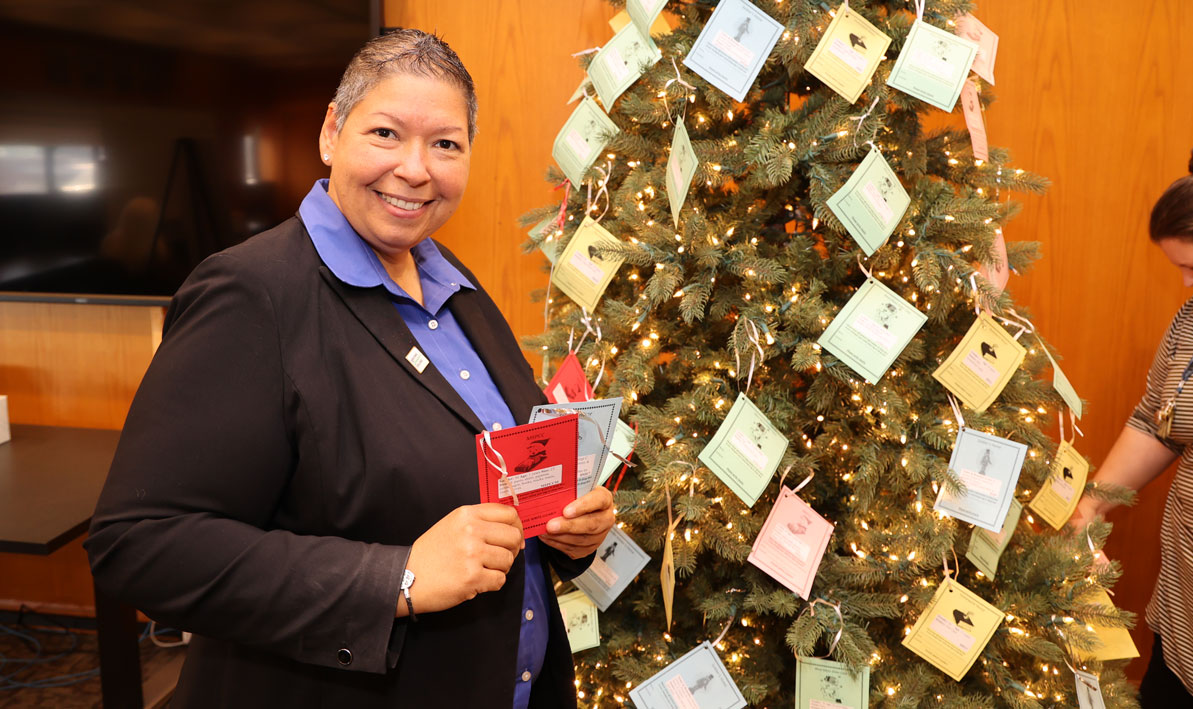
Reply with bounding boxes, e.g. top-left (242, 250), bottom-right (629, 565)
top-left (524, 0), bottom-right (1138, 706)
